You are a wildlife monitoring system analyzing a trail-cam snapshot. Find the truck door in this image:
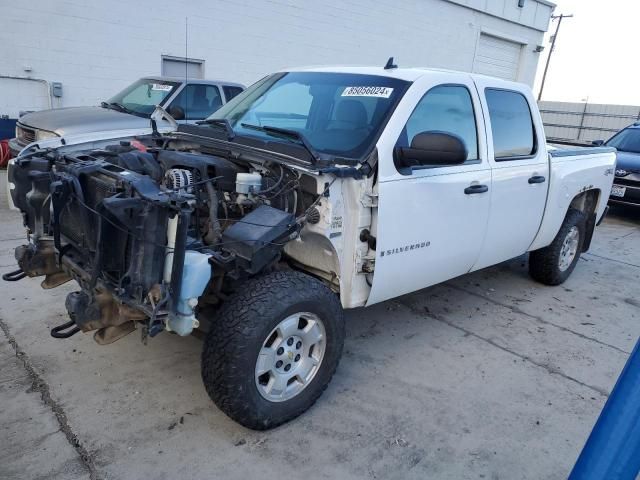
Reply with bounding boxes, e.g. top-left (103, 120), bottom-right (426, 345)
top-left (471, 81), bottom-right (550, 270)
top-left (367, 74), bottom-right (491, 305)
